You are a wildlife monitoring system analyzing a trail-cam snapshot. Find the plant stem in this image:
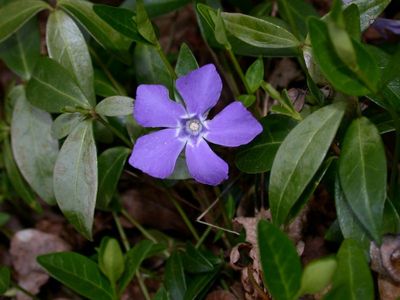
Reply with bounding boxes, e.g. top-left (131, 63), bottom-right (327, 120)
top-left (121, 209), bottom-right (158, 243)
top-left (96, 115), bottom-right (133, 148)
top-left (195, 226), bottom-right (212, 249)
top-left (227, 49), bottom-right (251, 94)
